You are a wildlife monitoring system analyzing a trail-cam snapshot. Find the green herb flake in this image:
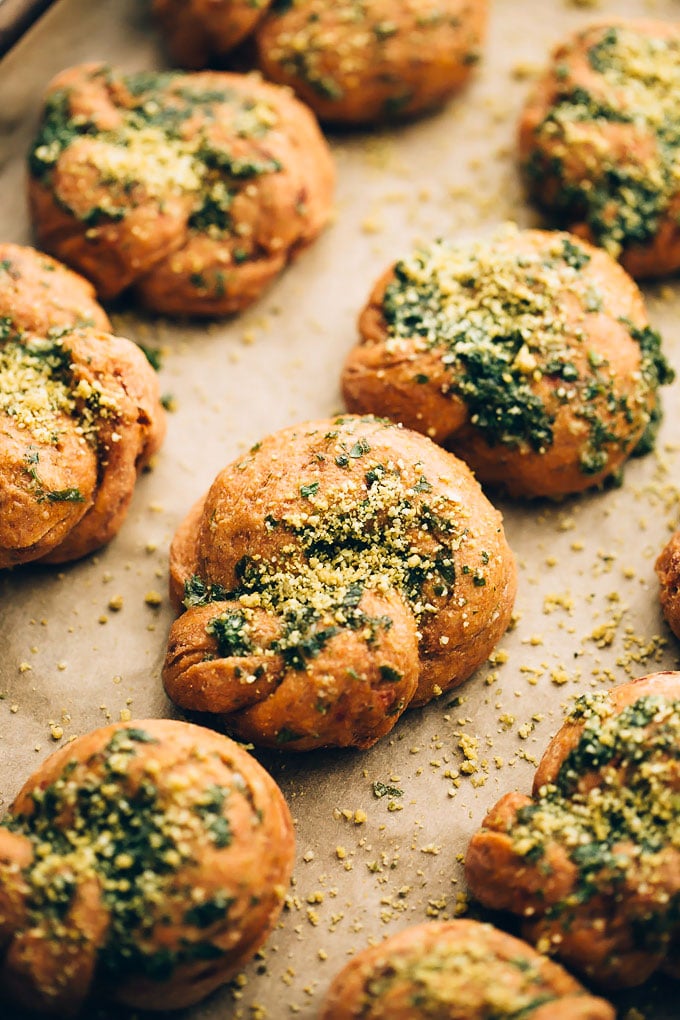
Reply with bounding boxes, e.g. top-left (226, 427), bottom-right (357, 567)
top-left (183, 574), bottom-right (228, 608)
top-left (44, 487), bottom-right (84, 503)
top-left (275, 726), bottom-right (304, 745)
top-left (411, 475), bottom-right (433, 494)
top-left (184, 893), bottom-right (234, 929)
top-left (194, 784), bottom-right (232, 848)
top-left (138, 344), bottom-right (163, 371)
top-left (349, 438), bottom-right (371, 458)
top-left (373, 781), bottom-right (403, 799)
top-left (206, 611), bottom-right (252, 658)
